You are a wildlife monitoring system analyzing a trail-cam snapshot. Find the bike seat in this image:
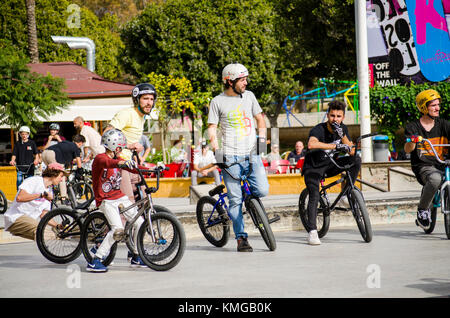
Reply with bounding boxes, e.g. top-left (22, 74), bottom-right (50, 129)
top-left (74, 198), bottom-right (94, 210)
top-left (209, 184), bottom-right (225, 197)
